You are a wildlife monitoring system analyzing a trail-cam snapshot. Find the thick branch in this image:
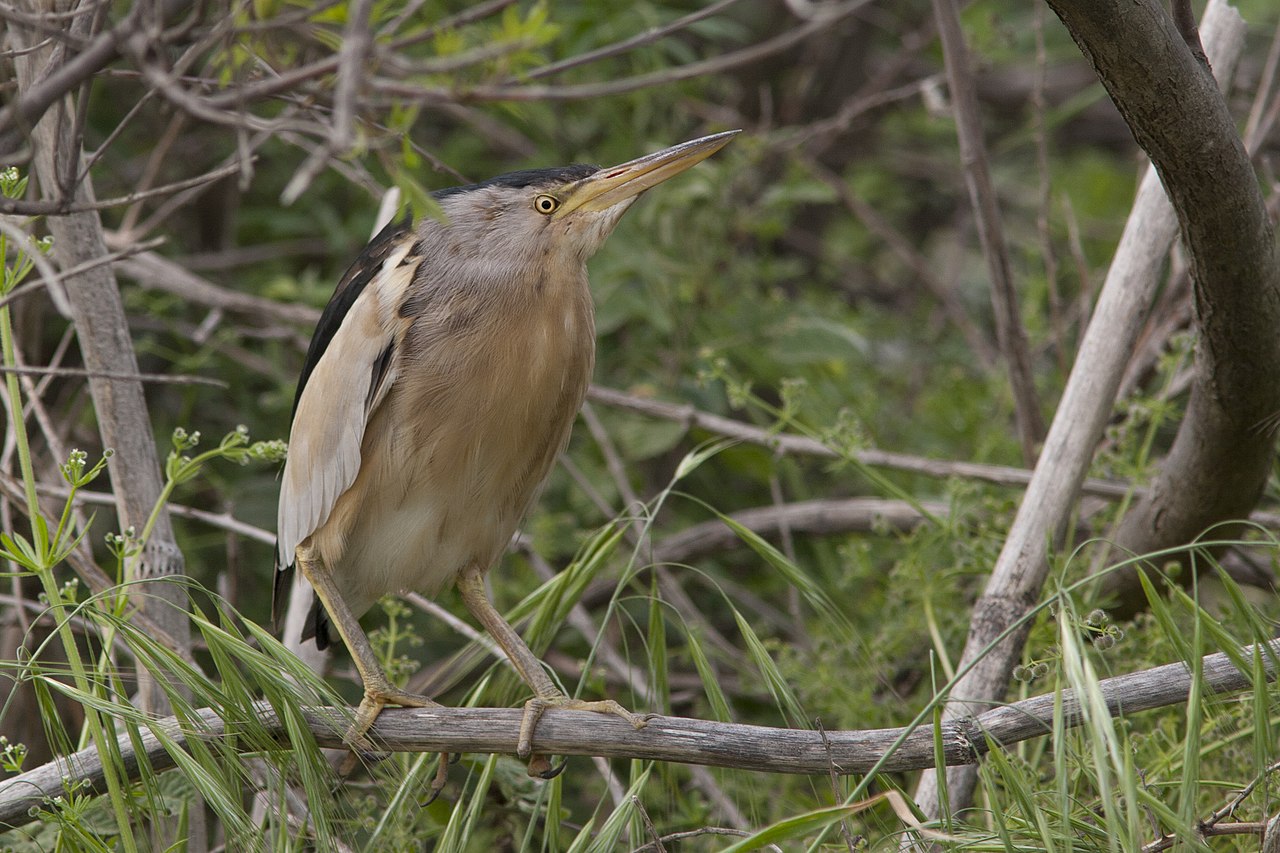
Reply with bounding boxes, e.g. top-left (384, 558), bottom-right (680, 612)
top-left (13, 1), bottom-right (192, 708)
top-left (0, 638), bottom-right (1274, 830)
top-left (912, 0), bottom-right (1250, 821)
top-left (1051, 0), bottom-right (1280, 611)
